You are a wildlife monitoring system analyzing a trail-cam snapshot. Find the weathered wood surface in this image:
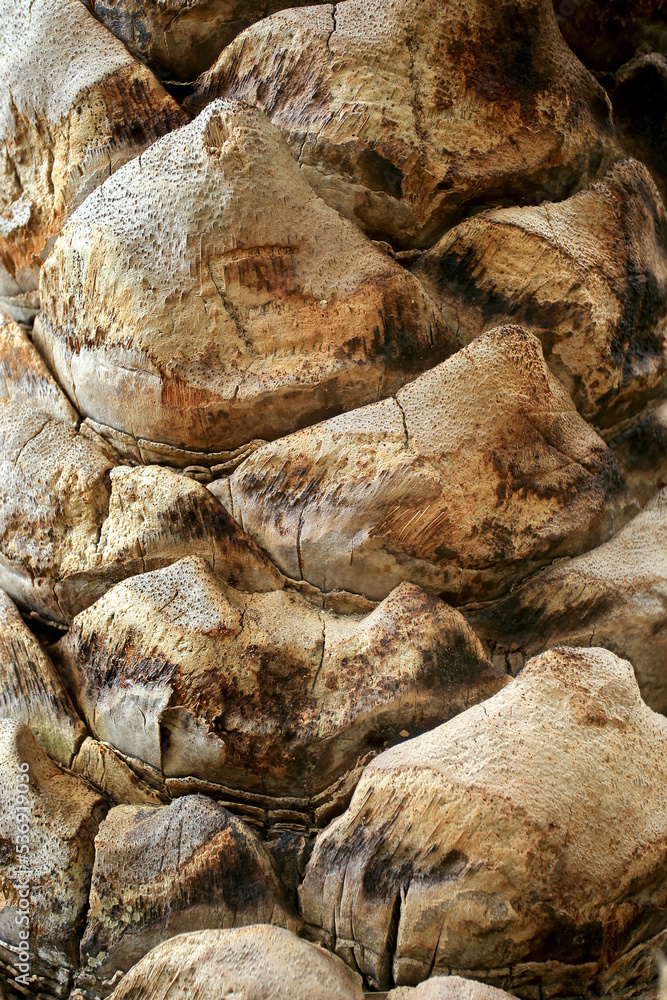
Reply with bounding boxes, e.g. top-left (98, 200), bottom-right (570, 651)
top-left (0, 721), bottom-right (106, 997)
top-left (0, 314), bottom-right (77, 425)
top-left (189, 0), bottom-right (619, 247)
top-left (36, 100), bottom-right (453, 465)
top-left (224, 326), bottom-right (632, 604)
top-left (83, 0), bottom-right (332, 82)
top-left (0, 402), bottom-right (282, 624)
top-left (466, 486), bottom-right (667, 714)
top-left (79, 795), bottom-right (298, 982)
top-left (0, 0), bottom-right (186, 322)
top-left (106, 926), bottom-right (365, 1000)
top-left (414, 158), bottom-right (667, 426)
top-left (300, 647), bottom-right (667, 994)
top-left (55, 555), bottom-right (506, 803)
top-left (0, 588), bottom-right (85, 767)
